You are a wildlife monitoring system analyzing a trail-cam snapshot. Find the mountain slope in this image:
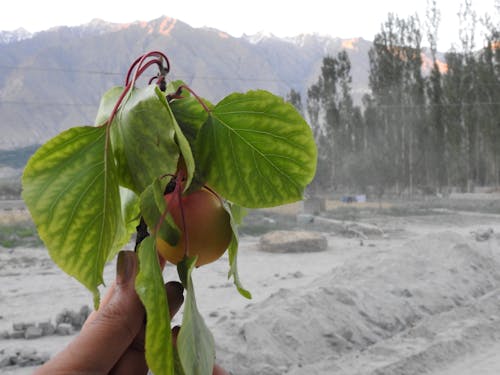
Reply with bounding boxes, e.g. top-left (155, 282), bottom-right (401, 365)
top-left (0, 16), bottom-right (372, 150)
